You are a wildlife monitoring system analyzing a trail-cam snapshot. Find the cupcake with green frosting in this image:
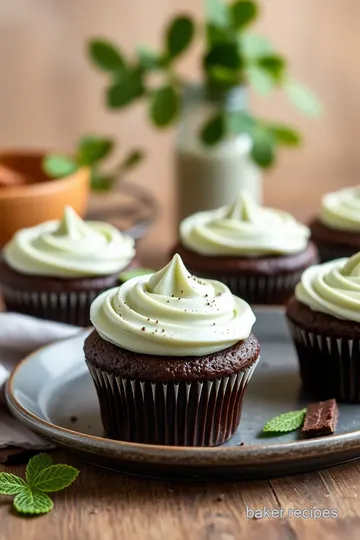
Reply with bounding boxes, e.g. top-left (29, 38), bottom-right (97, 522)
top-left (172, 191), bottom-right (318, 305)
top-left (0, 206), bottom-right (135, 326)
top-left (287, 251), bottom-right (360, 402)
top-left (84, 254), bottom-right (260, 446)
top-left (310, 185), bottom-right (360, 262)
